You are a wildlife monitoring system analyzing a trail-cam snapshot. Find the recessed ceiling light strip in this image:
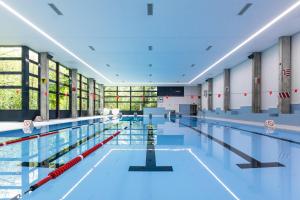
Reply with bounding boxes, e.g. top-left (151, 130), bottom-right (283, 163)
top-left (0, 1), bottom-right (112, 83)
top-left (189, 0), bottom-right (300, 84)
top-left (48, 3), bottom-right (63, 16)
top-left (238, 3), bottom-right (253, 16)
